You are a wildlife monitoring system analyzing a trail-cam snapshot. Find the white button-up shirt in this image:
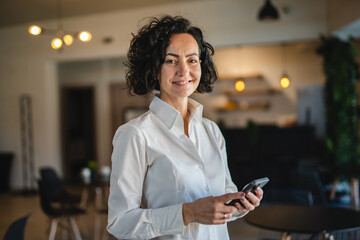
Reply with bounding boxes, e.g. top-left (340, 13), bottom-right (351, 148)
top-left (107, 95), bottom-right (243, 240)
